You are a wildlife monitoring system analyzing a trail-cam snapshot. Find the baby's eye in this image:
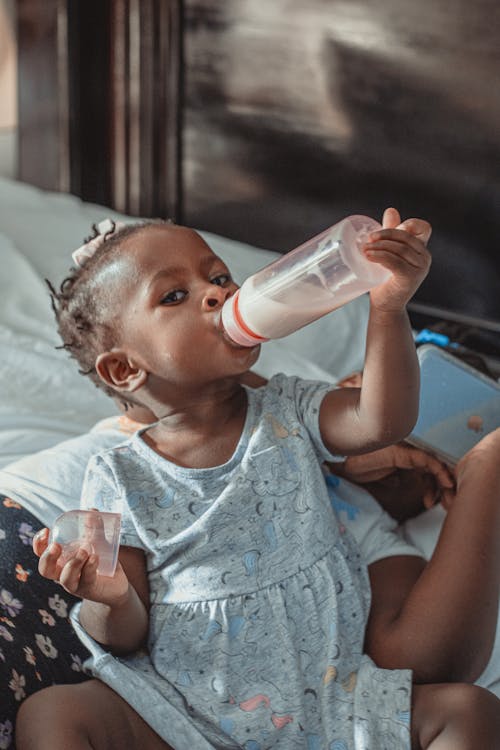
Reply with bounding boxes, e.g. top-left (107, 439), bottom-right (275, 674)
top-left (210, 273), bottom-right (231, 287)
top-left (160, 289), bottom-right (187, 305)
